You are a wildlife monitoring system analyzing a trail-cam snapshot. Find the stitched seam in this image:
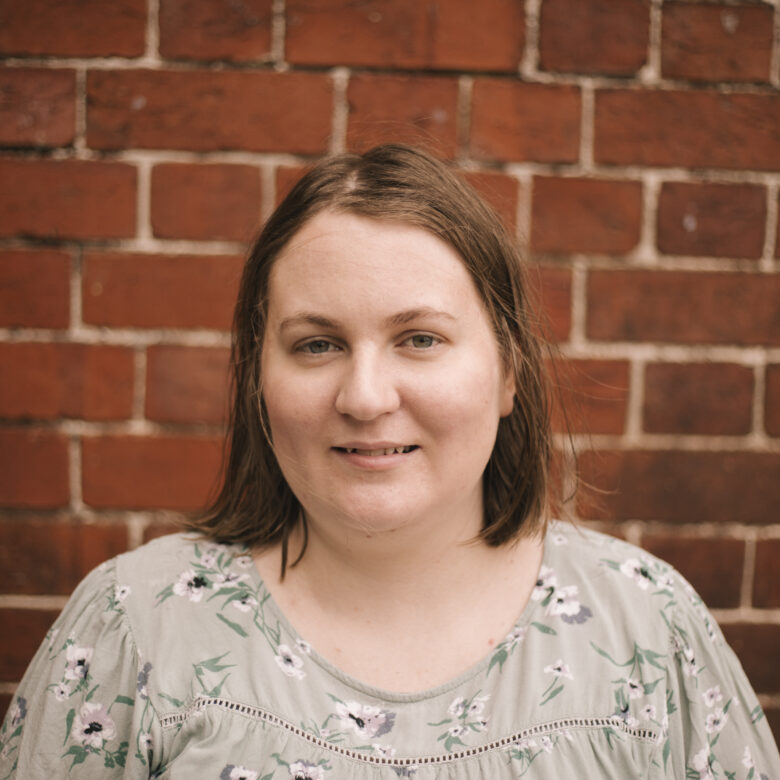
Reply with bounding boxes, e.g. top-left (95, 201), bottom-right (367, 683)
top-left (160, 696), bottom-right (659, 766)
